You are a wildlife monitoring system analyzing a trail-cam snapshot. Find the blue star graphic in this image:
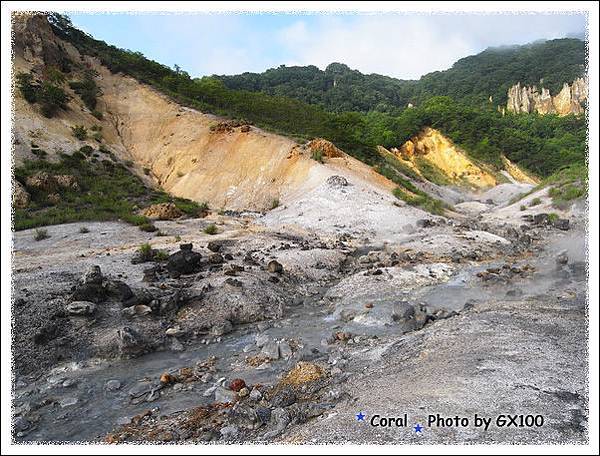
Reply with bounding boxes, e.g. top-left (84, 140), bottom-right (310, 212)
top-left (414, 423), bottom-right (424, 433)
top-left (356, 411), bottom-right (366, 422)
